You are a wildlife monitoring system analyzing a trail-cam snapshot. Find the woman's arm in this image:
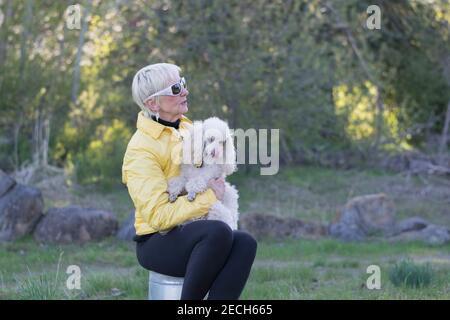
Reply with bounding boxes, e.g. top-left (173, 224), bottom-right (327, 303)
top-left (122, 147), bottom-right (217, 232)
